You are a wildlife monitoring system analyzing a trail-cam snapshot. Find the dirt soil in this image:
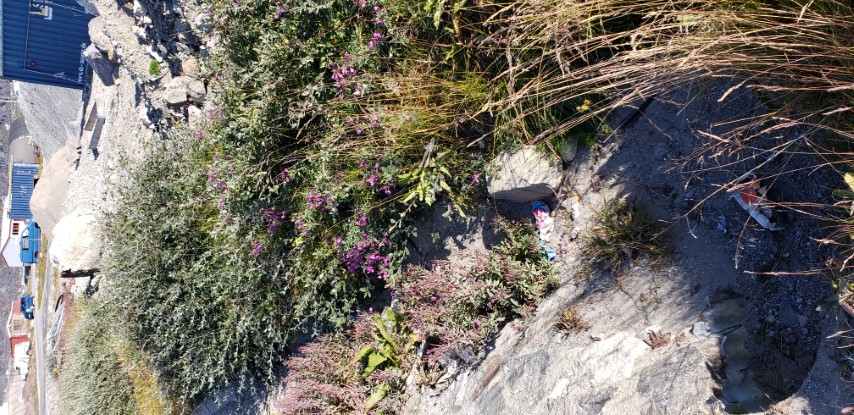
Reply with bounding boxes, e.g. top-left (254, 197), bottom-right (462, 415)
top-left (411, 79), bottom-right (852, 414)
